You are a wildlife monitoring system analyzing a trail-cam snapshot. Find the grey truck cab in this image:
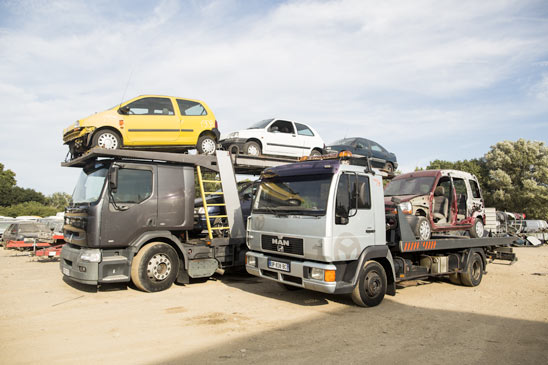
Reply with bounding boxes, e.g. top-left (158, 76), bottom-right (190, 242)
top-left (246, 152), bottom-right (394, 305)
